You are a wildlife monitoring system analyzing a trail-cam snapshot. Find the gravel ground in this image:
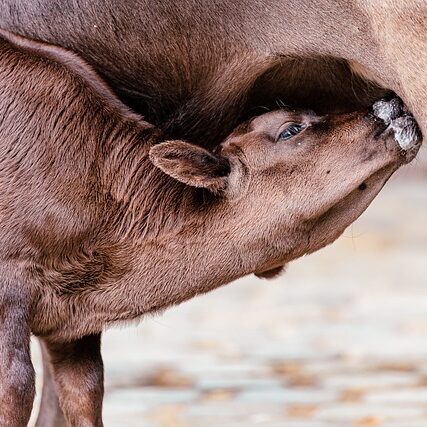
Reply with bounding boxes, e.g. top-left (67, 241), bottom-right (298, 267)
top-left (30, 151), bottom-right (427, 427)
